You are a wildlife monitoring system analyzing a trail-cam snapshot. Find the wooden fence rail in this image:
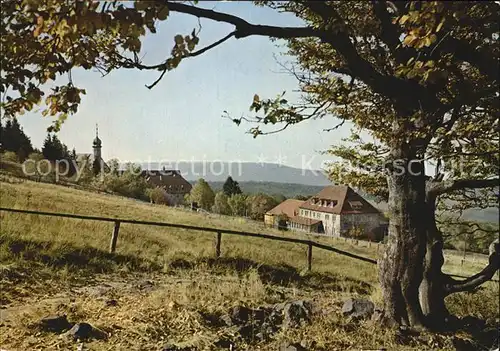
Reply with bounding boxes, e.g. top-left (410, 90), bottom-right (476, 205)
top-left (1, 207), bottom-right (497, 282)
top-left (0, 207), bottom-right (377, 270)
